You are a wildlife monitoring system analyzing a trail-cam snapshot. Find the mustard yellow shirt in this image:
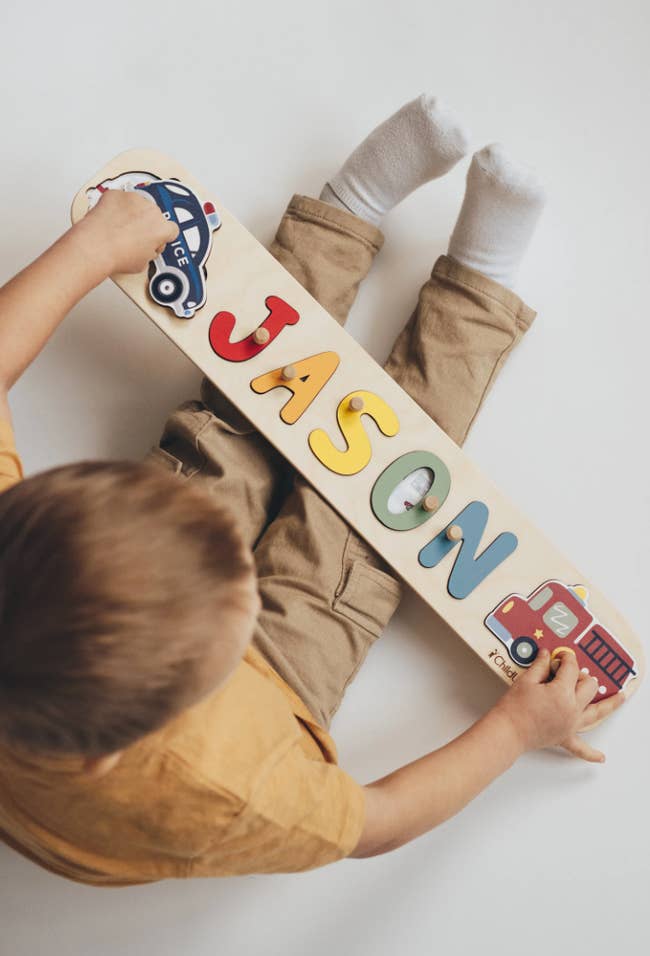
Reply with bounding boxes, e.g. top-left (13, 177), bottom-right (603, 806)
top-left (0, 419), bottom-right (23, 492)
top-left (0, 423), bottom-right (365, 883)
